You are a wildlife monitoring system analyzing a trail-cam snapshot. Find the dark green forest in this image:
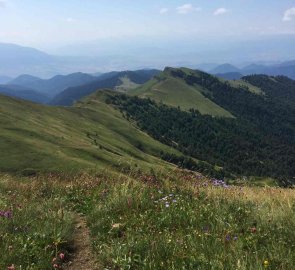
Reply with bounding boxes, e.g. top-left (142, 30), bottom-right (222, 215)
top-left (168, 69), bottom-right (295, 144)
top-left (106, 71), bottom-right (295, 184)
